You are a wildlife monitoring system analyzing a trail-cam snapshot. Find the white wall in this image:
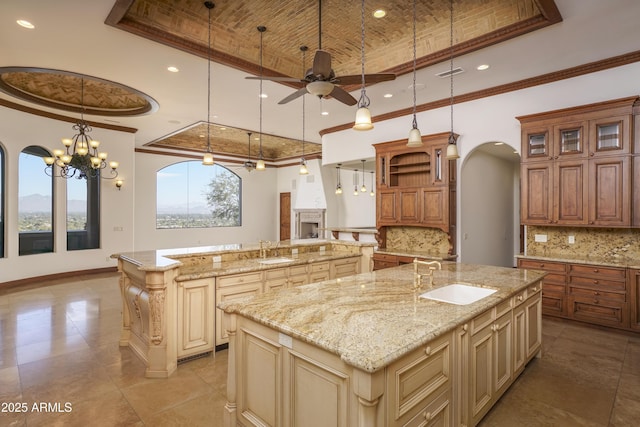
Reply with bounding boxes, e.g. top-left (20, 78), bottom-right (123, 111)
top-left (134, 151), bottom-right (279, 250)
top-left (460, 147), bottom-right (518, 267)
top-left (0, 107), bottom-right (135, 283)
